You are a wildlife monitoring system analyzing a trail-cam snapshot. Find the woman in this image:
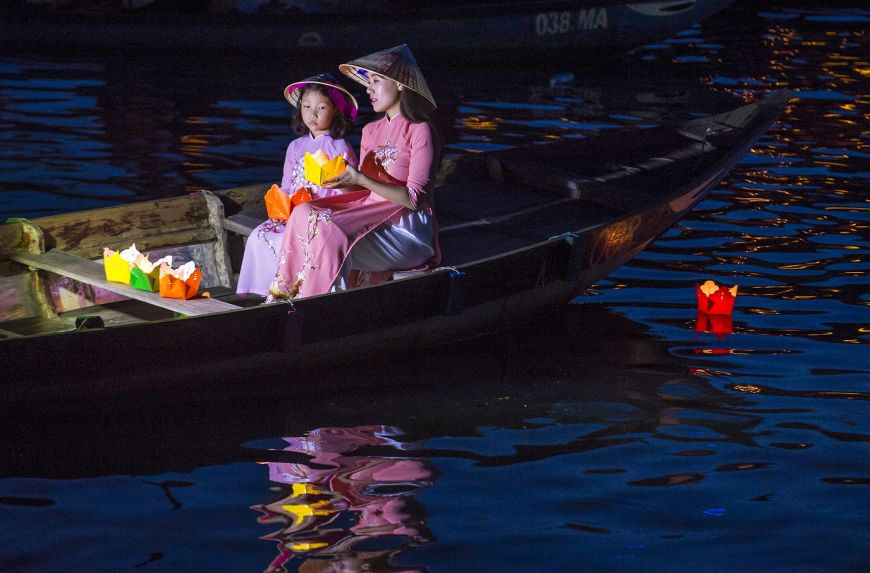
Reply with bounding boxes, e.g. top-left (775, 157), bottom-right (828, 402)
top-left (268, 44), bottom-right (442, 300)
